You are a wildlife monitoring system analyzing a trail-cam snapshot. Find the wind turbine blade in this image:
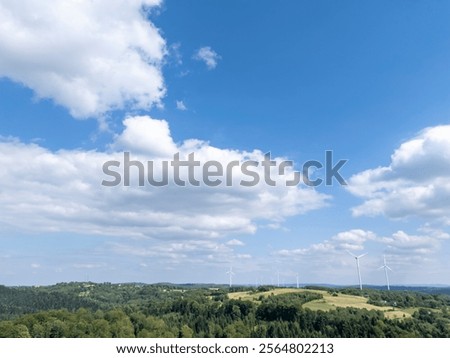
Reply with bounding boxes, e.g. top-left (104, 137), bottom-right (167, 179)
top-left (357, 253), bottom-right (367, 259)
top-left (386, 265), bottom-right (393, 271)
top-left (226, 270), bottom-right (234, 275)
top-left (346, 250), bottom-right (356, 257)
